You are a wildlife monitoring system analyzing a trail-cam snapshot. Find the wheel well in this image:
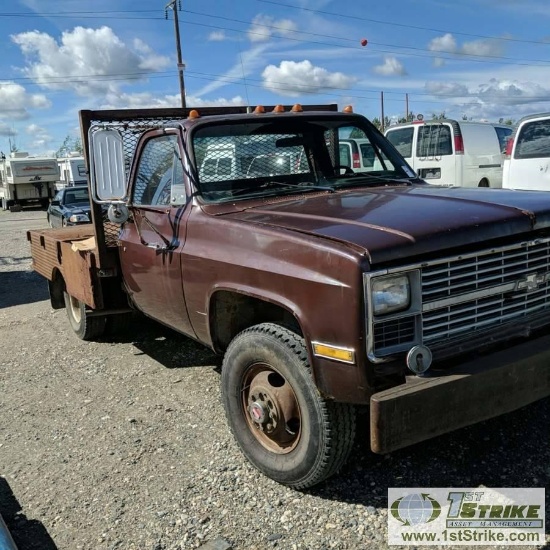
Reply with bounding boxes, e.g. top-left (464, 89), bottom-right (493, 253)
top-left (478, 178), bottom-right (489, 188)
top-left (48, 268), bottom-right (66, 309)
top-left (209, 291), bottom-right (302, 352)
